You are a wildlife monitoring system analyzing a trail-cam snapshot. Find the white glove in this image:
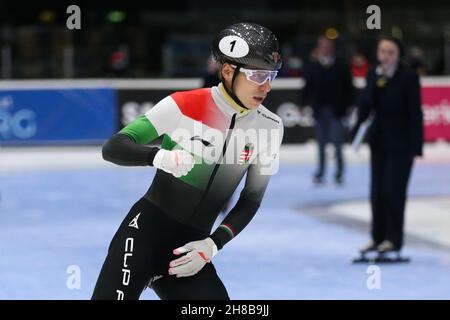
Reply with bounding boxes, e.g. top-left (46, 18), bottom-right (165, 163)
top-left (168, 237), bottom-right (218, 278)
top-left (153, 149), bottom-right (195, 178)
